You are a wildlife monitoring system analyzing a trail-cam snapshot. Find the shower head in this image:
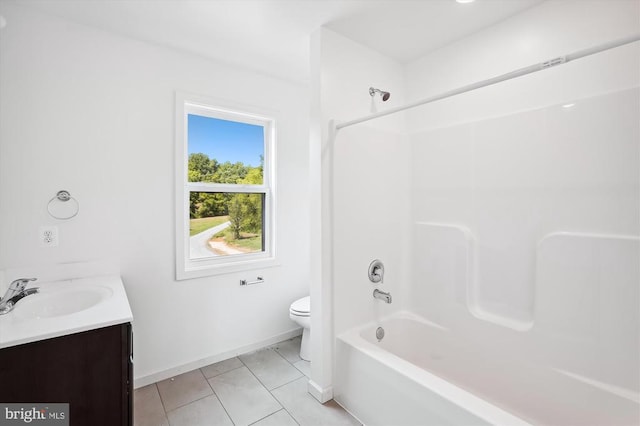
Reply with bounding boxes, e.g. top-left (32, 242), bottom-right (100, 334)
top-left (369, 87), bottom-right (390, 102)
